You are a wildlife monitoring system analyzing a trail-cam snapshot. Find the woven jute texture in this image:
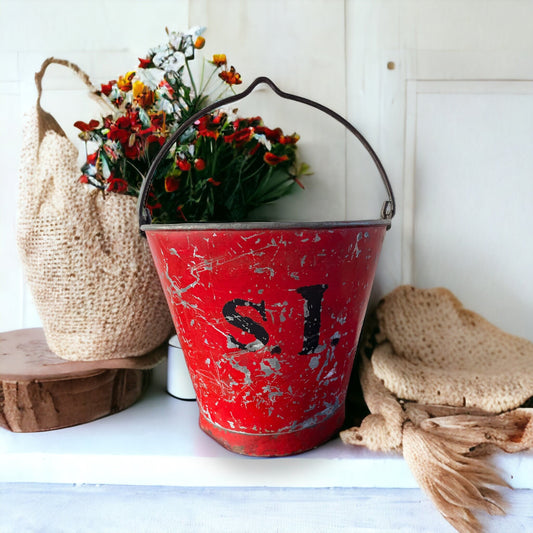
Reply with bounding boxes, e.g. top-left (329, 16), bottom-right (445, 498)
top-left (341, 285), bottom-right (533, 533)
top-left (16, 58), bottom-right (173, 361)
top-left (373, 285), bottom-right (533, 412)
